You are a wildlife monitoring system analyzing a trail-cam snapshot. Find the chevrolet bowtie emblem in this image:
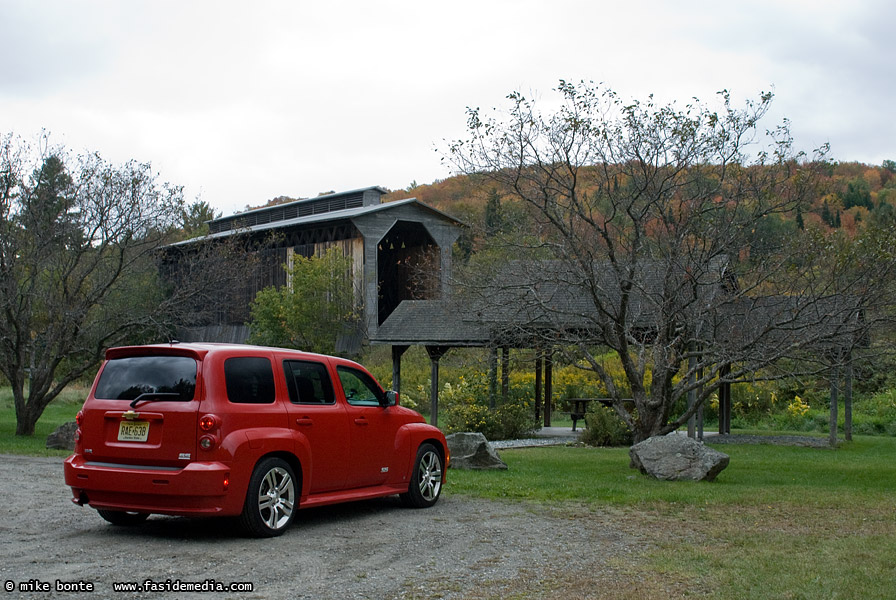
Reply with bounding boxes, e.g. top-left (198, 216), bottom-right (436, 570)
top-left (122, 410), bottom-right (140, 420)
